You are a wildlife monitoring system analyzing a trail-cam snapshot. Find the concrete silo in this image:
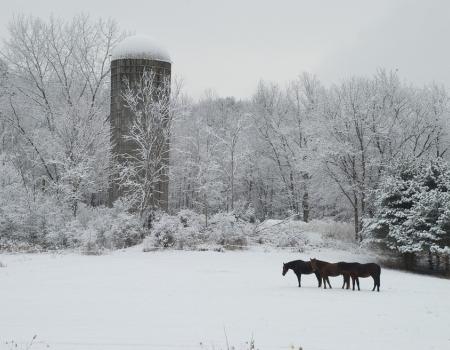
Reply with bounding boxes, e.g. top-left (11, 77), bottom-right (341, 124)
top-left (109, 35), bottom-right (171, 210)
